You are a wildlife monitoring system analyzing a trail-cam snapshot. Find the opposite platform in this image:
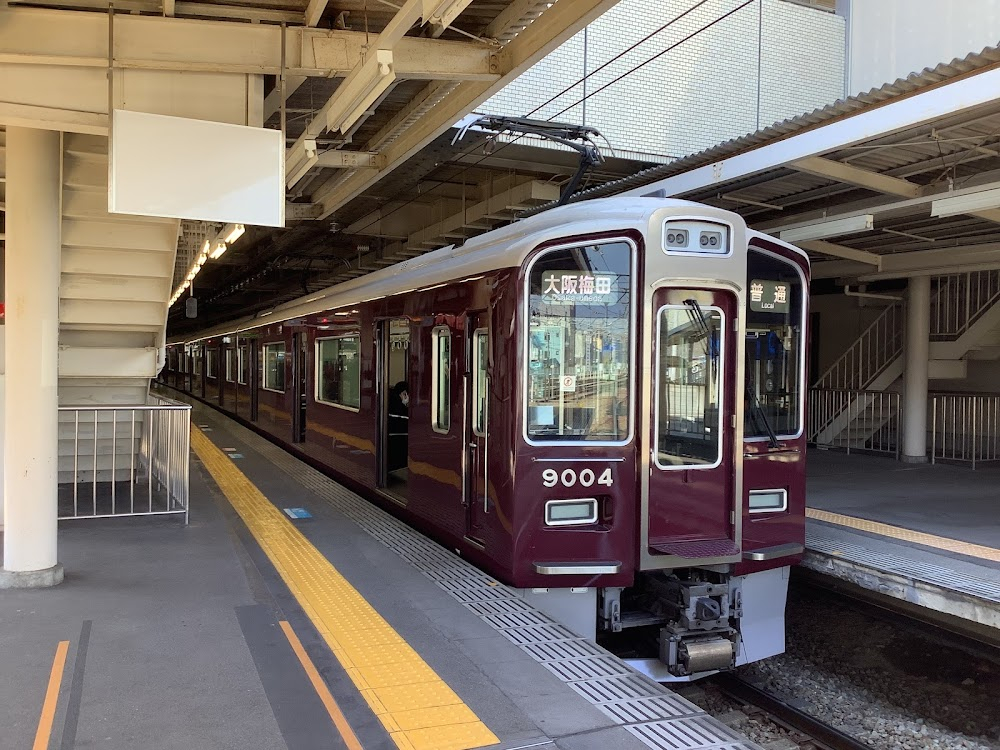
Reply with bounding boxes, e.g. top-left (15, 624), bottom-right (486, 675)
top-left (804, 449), bottom-right (1000, 637)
